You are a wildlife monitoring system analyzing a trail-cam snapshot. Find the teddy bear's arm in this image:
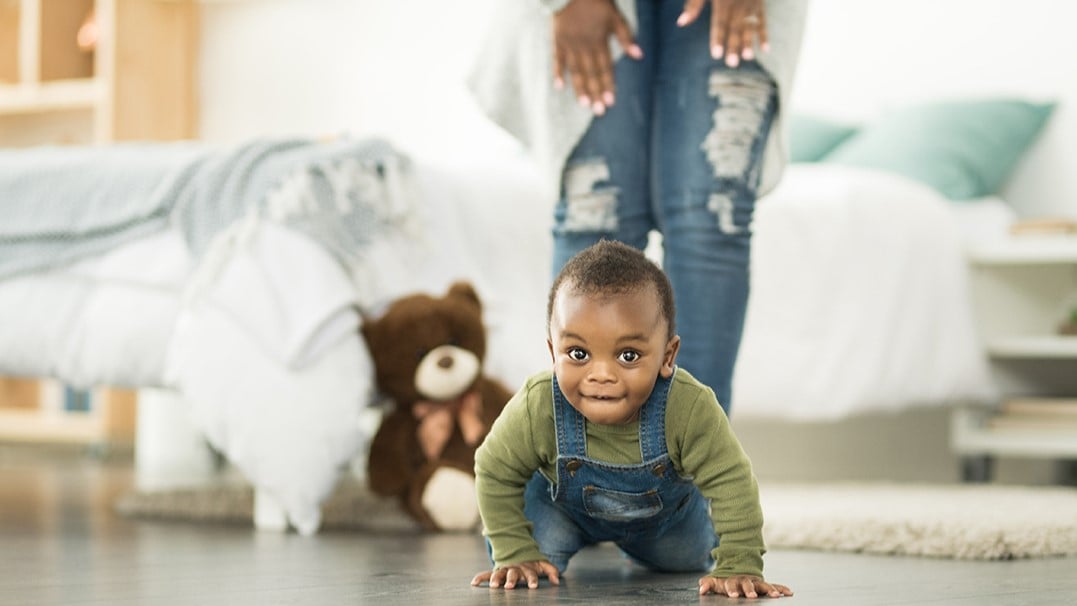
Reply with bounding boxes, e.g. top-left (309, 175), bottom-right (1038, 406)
top-left (367, 410), bottom-right (418, 496)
